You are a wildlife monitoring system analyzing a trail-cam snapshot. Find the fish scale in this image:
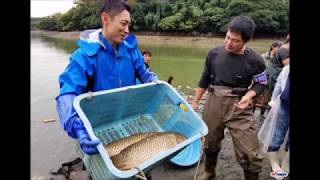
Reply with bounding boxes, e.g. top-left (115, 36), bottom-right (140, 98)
top-left (110, 132), bottom-right (186, 170)
top-left (105, 132), bottom-right (159, 157)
